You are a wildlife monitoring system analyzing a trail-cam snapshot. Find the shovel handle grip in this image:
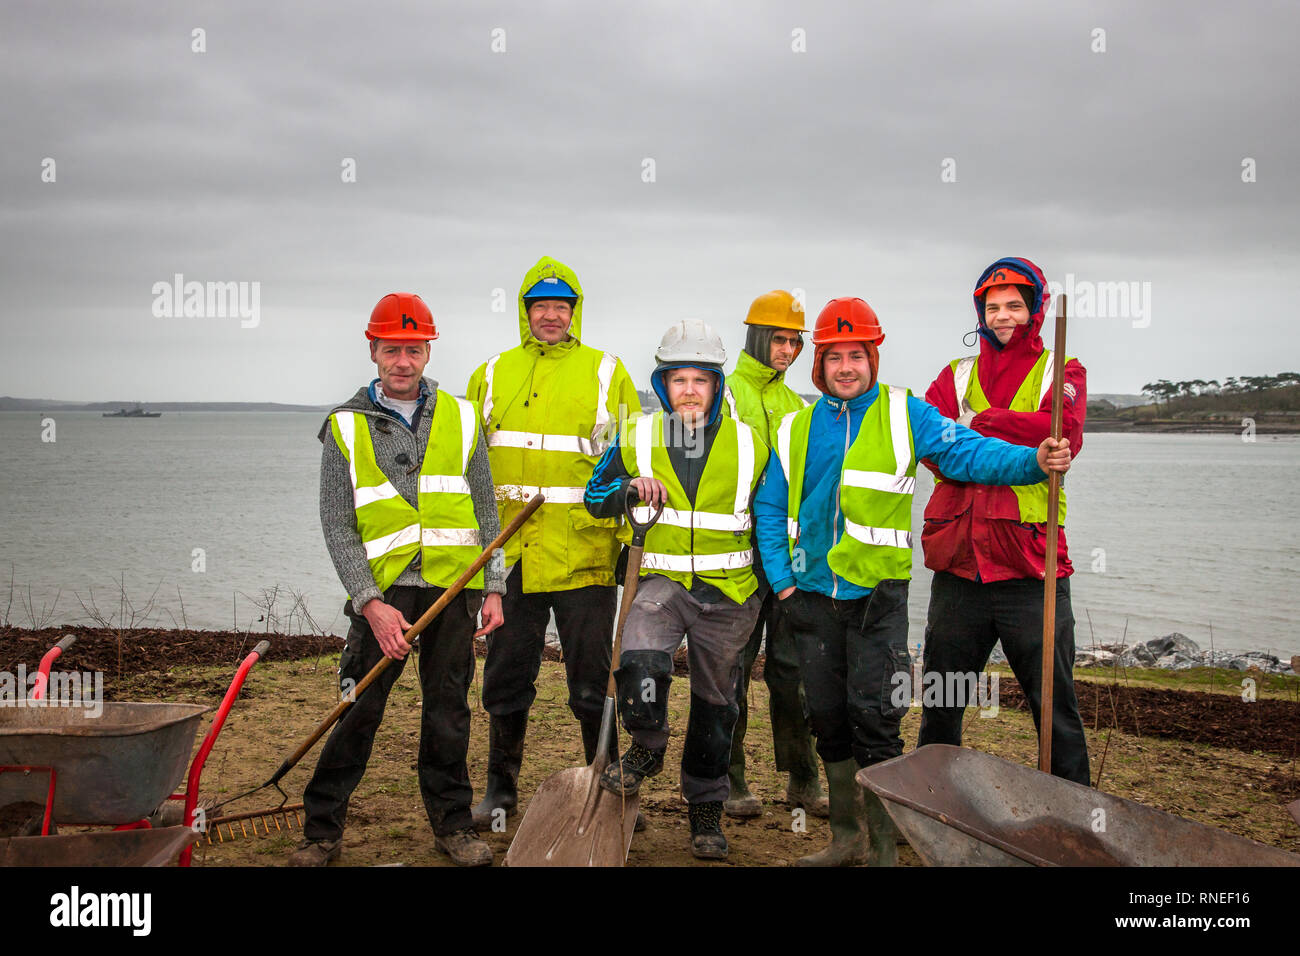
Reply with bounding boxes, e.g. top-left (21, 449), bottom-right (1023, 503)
top-left (624, 485), bottom-right (664, 546)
